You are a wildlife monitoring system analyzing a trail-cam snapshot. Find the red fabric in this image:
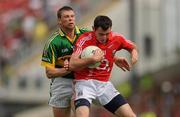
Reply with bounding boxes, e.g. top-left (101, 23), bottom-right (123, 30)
top-left (74, 31), bottom-right (134, 81)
